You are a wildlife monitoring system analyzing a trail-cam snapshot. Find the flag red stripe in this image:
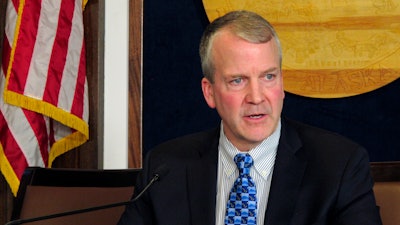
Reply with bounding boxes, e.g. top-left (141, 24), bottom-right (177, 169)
top-left (43, 0), bottom-right (75, 105)
top-left (71, 42), bottom-right (86, 117)
top-left (1, 36), bottom-right (11, 74)
top-left (22, 110), bottom-right (49, 164)
top-left (0, 112), bottom-right (28, 179)
top-left (11, 0), bottom-right (19, 11)
top-left (7, 0), bottom-right (41, 94)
